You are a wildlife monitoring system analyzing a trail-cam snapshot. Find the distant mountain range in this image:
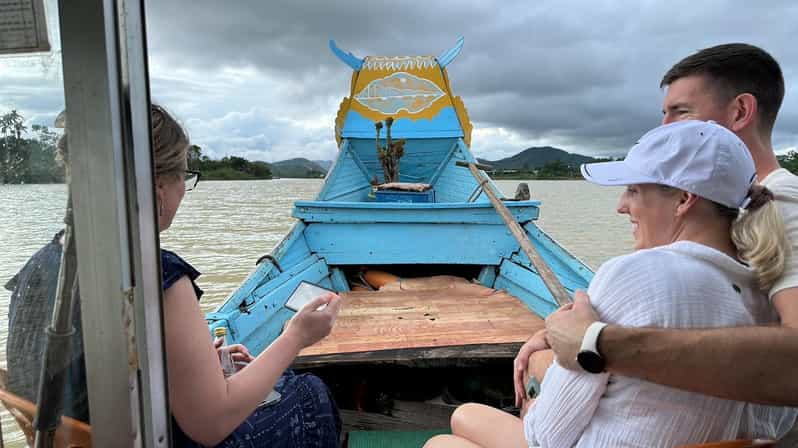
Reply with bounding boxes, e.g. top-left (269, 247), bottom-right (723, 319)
top-left (269, 146), bottom-right (603, 178)
top-left (478, 146), bottom-right (600, 170)
top-left (270, 158), bottom-right (328, 178)
top-left (312, 160), bottom-right (333, 171)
